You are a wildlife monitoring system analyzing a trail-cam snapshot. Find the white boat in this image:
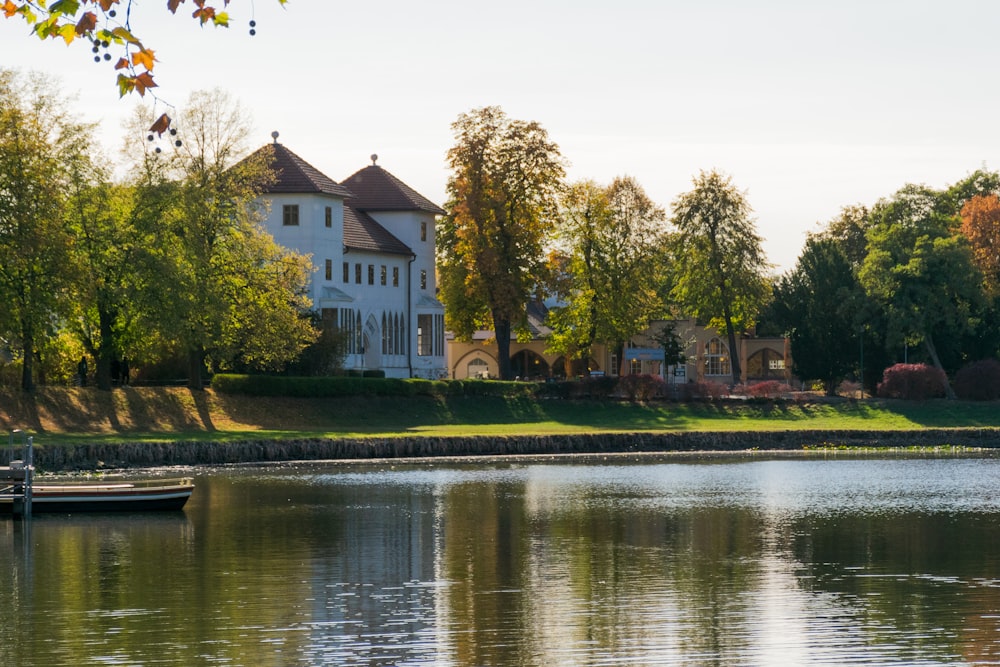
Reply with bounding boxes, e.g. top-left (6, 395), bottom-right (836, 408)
top-left (1, 477), bottom-right (194, 514)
